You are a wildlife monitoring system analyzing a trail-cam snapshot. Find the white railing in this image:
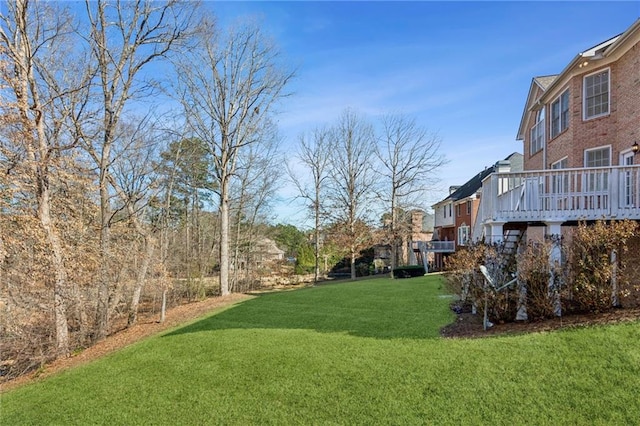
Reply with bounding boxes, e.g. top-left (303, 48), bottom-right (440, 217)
top-left (479, 165), bottom-right (640, 224)
top-left (415, 240), bottom-right (455, 253)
